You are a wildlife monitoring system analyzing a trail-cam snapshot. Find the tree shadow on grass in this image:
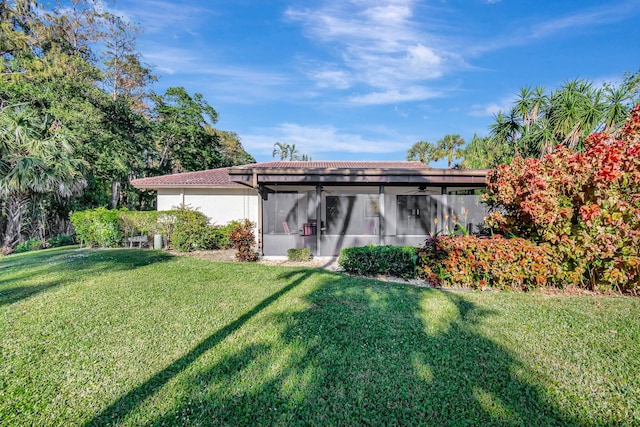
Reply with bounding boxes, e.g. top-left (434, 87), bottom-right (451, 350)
top-left (86, 267), bottom-right (583, 426)
top-left (84, 268), bottom-right (313, 427)
top-left (0, 248), bottom-right (173, 307)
